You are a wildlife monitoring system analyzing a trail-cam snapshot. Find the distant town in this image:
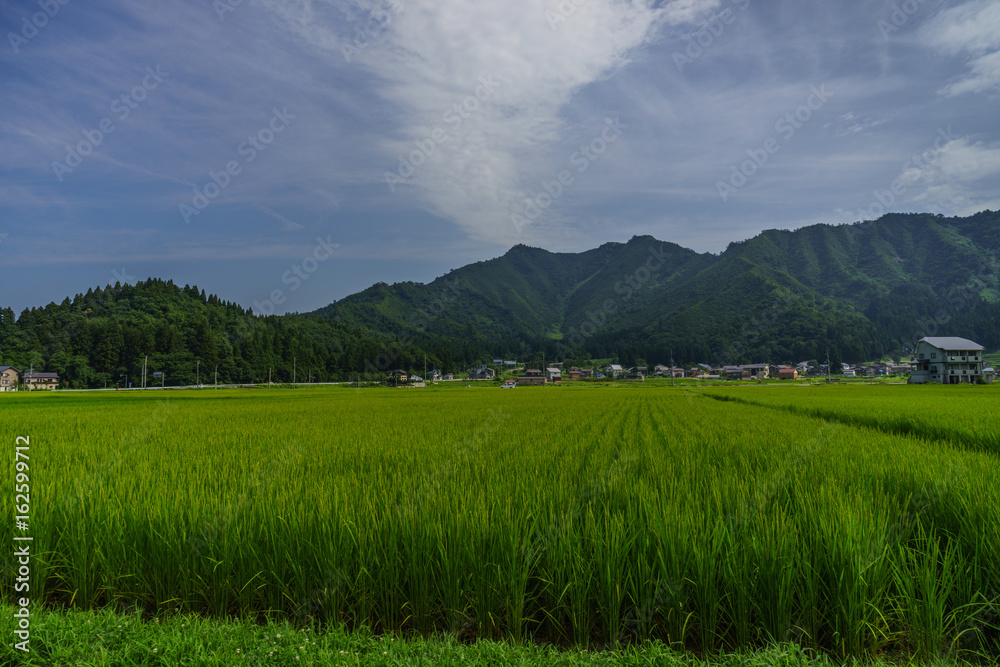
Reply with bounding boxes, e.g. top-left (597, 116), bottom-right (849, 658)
top-left (385, 337), bottom-right (996, 387)
top-left (3, 336), bottom-right (995, 392)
